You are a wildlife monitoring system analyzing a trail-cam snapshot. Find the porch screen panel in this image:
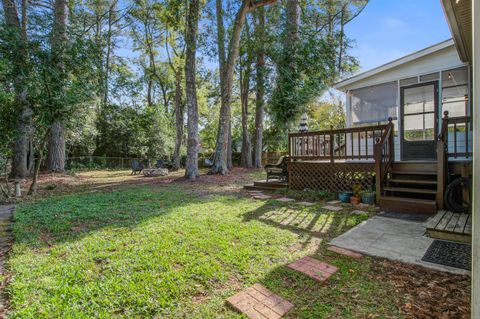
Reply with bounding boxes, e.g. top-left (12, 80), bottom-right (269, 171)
top-left (350, 81), bottom-right (398, 124)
